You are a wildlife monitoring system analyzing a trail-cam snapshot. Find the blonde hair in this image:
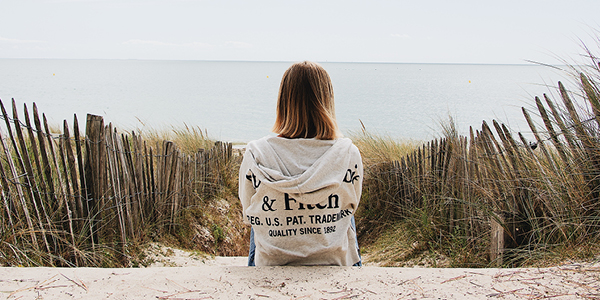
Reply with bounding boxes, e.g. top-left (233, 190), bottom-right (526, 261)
top-left (272, 61), bottom-right (340, 140)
